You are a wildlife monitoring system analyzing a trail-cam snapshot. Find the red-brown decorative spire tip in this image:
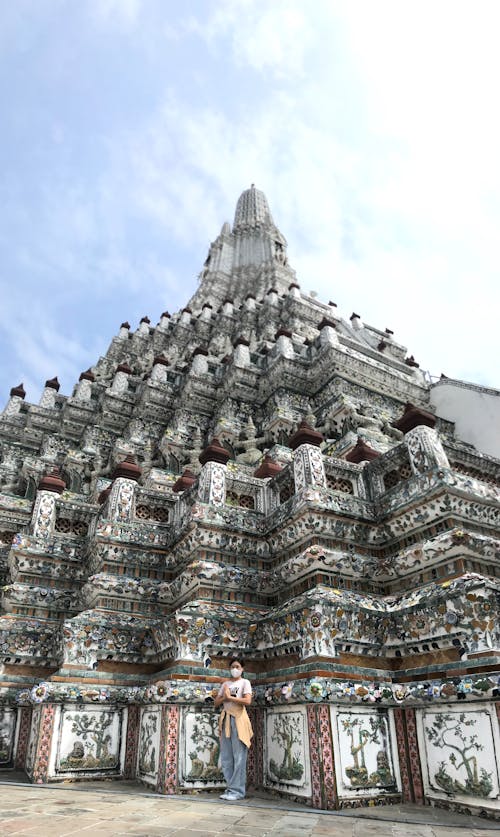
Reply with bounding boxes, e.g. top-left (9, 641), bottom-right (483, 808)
top-left (350, 312), bottom-right (361, 321)
top-left (120, 321), bottom-right (130, 329)
top-left (153, 354), bottom-right (169, 367)
top-left (38, 467), bottom-right (66, 494)
top-left (199, 437), bottom-right (231, 466)
top-left (112, 455), bottom-right (142, 482)
top-left (288, 420), bottom-right (324, 450)
top-left (254, 455), bottom-right (283, 479)
top-left (393, 403), bottom-right (436, 434)
top-left (140, 316), bottom-right (151, 324)
top-left (79, 368), bottom-right (95, 382)
top-left (275, 328), bottom-right (292, 339)
top-left (98, 485), bottom-right (112, 504)
top-left (404, 355), bottom-right (420, 368)
top-left (172, 468), bottom-right (197, 493)
top-left (318, 317), bottom-right (336, 330)
top-left (160, 311), bottom-right (171, 319)
top-left (345, 437), bottom-right (380, 463)
top-left (45, 376), bottom-right (60, 391)
top-left (116, 362), bottom-right (132, 375)
top-left (10, 383), bottom-right (26, 398)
